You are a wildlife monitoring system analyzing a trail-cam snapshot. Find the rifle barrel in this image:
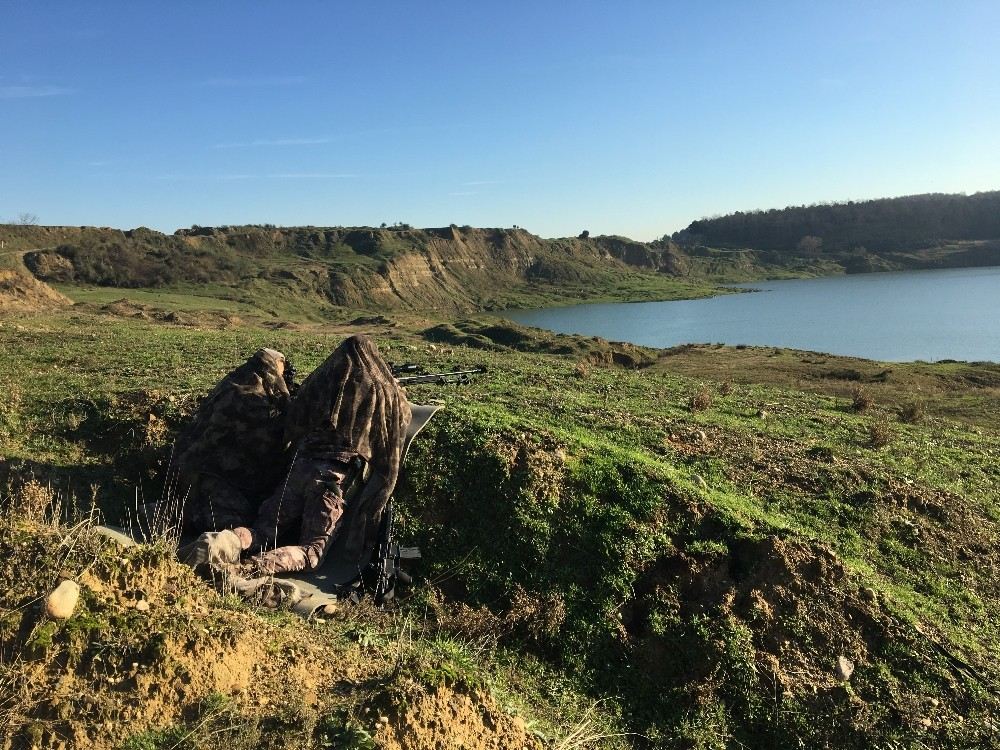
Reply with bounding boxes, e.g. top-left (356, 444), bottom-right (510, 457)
top-left (396, 367), bottom-right (485, 384)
